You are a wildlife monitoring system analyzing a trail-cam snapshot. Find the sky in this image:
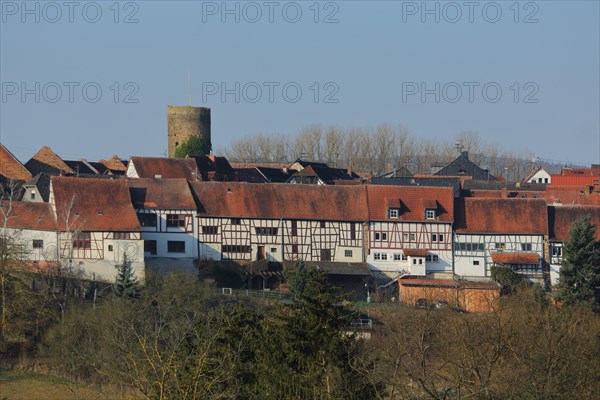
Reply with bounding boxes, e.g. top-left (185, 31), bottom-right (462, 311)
top-left (1, 0), bottom-right (599, 165)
